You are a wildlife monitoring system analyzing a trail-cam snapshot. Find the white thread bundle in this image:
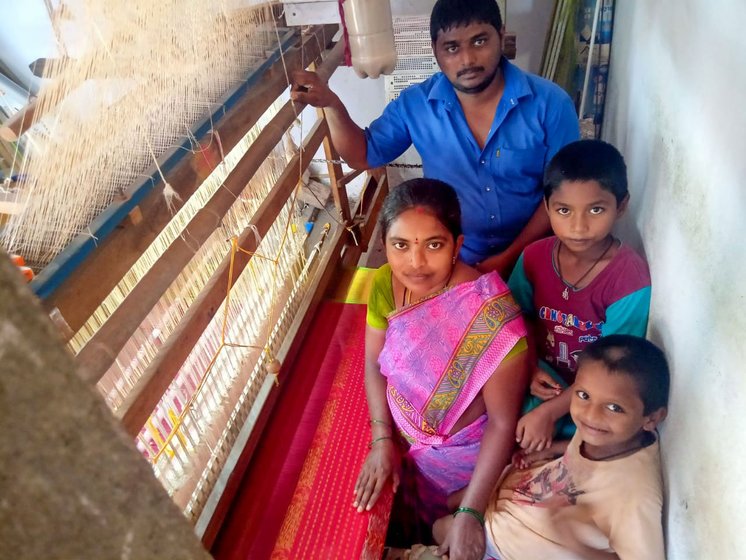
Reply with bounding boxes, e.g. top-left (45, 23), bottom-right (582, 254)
top-left (2, 0), bottom-right (276, 269)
